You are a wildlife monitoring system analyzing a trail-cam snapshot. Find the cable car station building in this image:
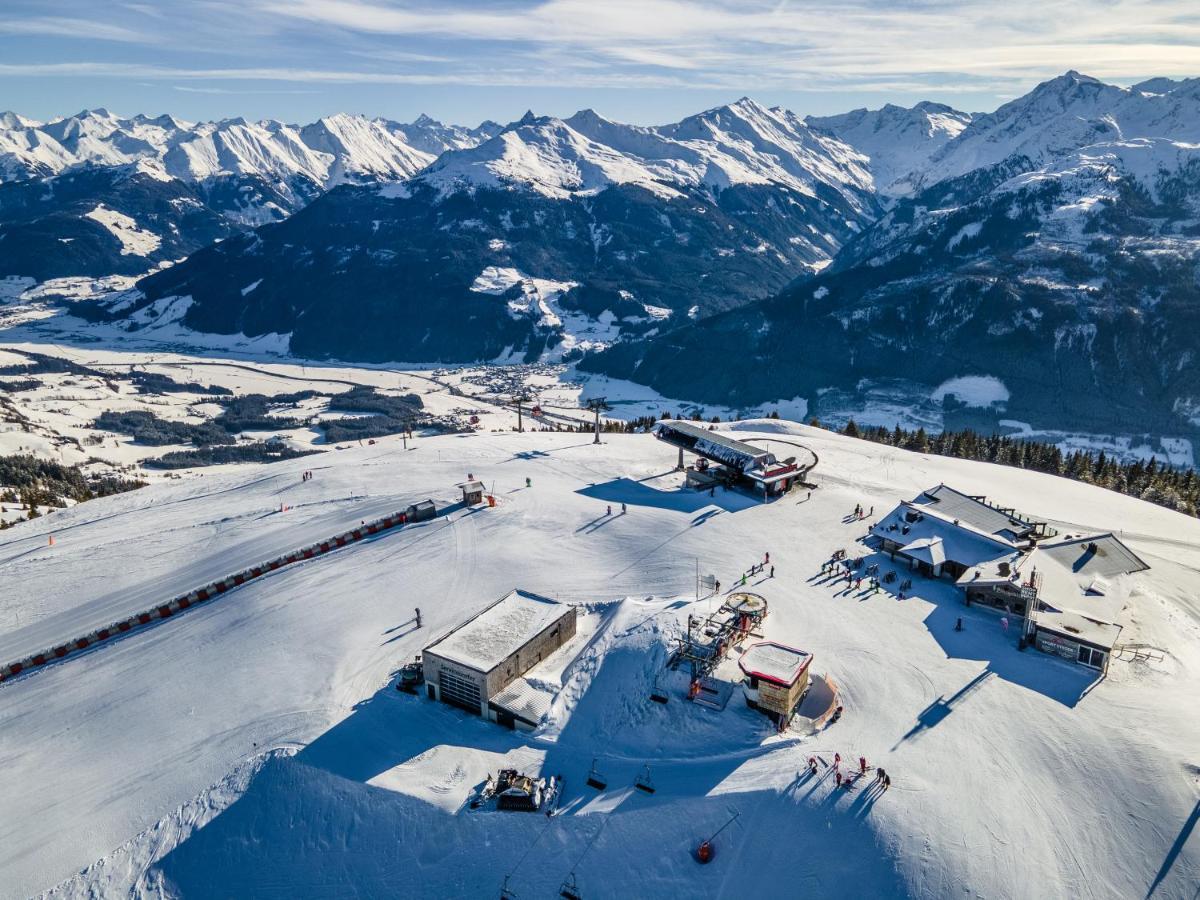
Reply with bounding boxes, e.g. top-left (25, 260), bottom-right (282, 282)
top-left (652, 420), bottom-right (813, 497)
